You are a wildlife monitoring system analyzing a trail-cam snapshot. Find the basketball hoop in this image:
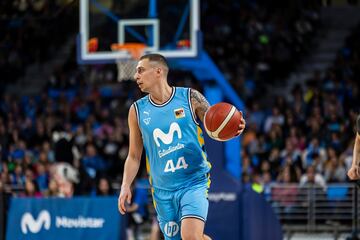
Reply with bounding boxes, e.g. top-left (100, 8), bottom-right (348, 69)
top-left (111, 43), bottom-right (146, 82)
